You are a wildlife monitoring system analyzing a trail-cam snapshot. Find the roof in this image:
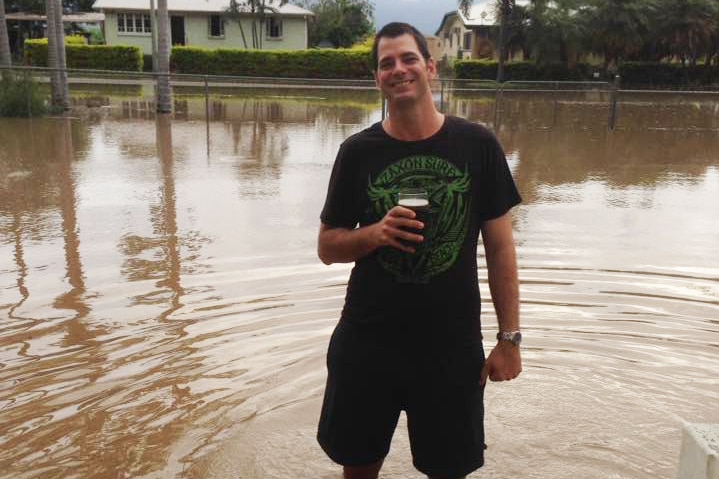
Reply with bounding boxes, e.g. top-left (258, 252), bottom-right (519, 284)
top-left (92, 0), bottom-right (313, 16)
top-left (435, 0), bottom-right (529, 34)
top-left (5, 12), bottom-right (106, 23)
